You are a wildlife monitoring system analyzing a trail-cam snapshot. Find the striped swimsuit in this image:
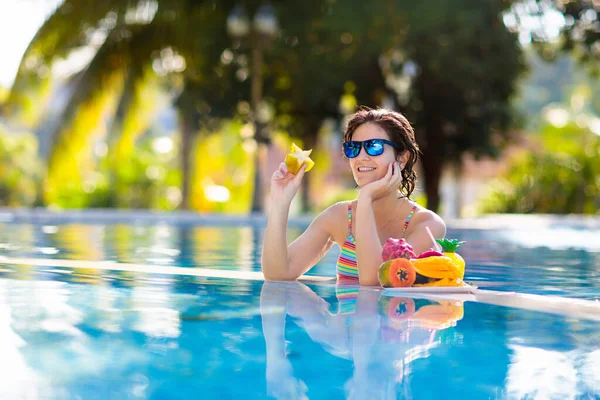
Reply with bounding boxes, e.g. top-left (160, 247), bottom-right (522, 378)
top-left (336, 202), bottom-right (417, 281)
